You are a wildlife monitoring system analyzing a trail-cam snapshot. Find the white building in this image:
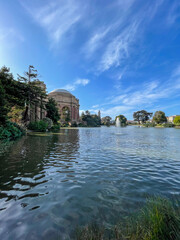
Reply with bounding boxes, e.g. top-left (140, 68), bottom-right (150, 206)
top-left (167, 115), bottom-right (180, 123)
